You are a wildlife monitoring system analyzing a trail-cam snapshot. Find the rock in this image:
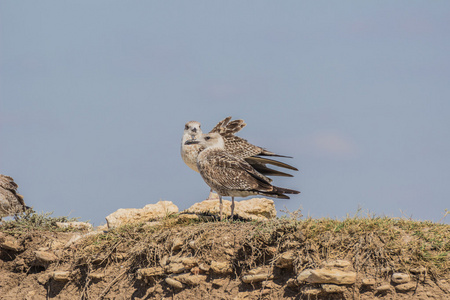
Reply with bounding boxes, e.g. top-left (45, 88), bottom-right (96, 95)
top-left (106, 201), bottom-right (178, 228)
top-left (37, 273), bottom-right (51, 285)
top-left (306, 269), bottom-right (356, 285)
top-left (410, 267), bottom-right (427, 274)
top-left (165, 277), bottom-right (184, 289)
top-left (210, 261), bottom-right (233, 274)
top-left (172, 273), bottom-right (207, 285)
top-left (55, 221), bottom-right (93, 231)
top-left (0, 235), bottom-right (22, 252)
top-left (88, 273), bottom-right (104, 281)
top-left (224, 248), bottom-right (234, 256)
top-left (198, 263), bottom-right (210, 273)
top-left (322, 284), bottom-right (345, 293)
top-left (184, 198), bottom-right (276, 220)
top-left (177, 214), bottom-right (199, 221)
top-left (392, 273), bottom-right (410, 284)
top-left (52, 271), bottom-right (70, 282)
top-left (95, 224), bottom-right (108, 231)
top-left (395, 282), bottom-right (416, 292)
top-left (171, 238), bottom-right (184, 251)
top-left (263, 281), bottom-right (281, 289)
top-left (49, 240), bottom-right (65, 250)
top-left (362, 278), bottom-right (376, 286)
top-left (297, 269), bottom-right (313, 282)
top-left (286, 278), bottom-right (298, 287)
top-left (181, 257), bottom-right (197, 268)
top-left (188, 241), bottom-right (197, 250)
top-left (322, 260), bottom-right (352, 270)
top-left (410, 267), bottom-right (427, 281)
top-left (302, 288), bottom-right (321, 296)
top-left (64, 231), bottom-right (104, 248)
top-left (376, 284), bottom-right (393, 293)
top-left (13, 258), bottom-right (26, 272)
top-left (235, 198), bottom-right (277, 220)
top-left (276, 251), bottom-right (295, 268)
top-left (65, 234), bottom-right (82, 248)
top-left (165, 262), bottom-right (185, 274)
top-left (159, 255), bottom-right (169, 267)
top-left (190, 267), bottom-right (200, 275)
top-left (137, 267), bottom-right (165, 279)
top-left (242, 274), bottom-right (274, 283)
top-left (211, 278), bottom-right (229, 287)
top-left (34, 251), bottom-right (57, 266)
top-left (245, 266), bottom-right (272, 275)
